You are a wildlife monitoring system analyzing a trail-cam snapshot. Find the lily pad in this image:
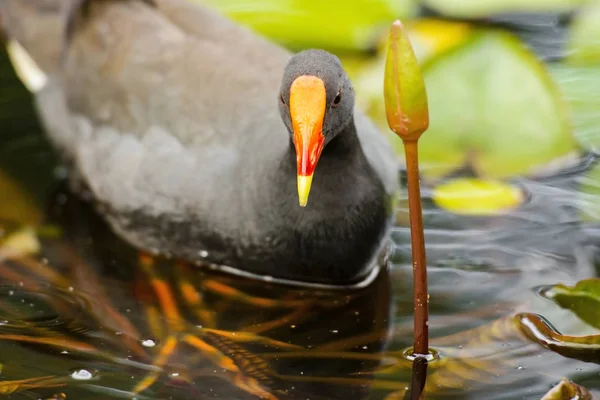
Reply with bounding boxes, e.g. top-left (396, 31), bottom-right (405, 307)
top-left (544, 279), bottom-right (600, 330)
top-left (550, 65), bottom-right (600, 151)
top-left (541, 379), bottom-right (592, 400)
top-left (567, 4), bottom-right (600, 65)
top-left (432, 178), bottom-right (524, 215)
top-left (407, 19), bottom-right (475, 65)
top-left (579, 162), bottom-right (600, 222)
top-left (197, 0), bottom-right (415, 51)
top-left (418, 32), bottom-right (576, 179)
top-left (356, 31), bottom-right (577, 179)
top-left (423, 0), bottom-right (587, 18)
top-left (516, 312), bottom-right (600, 364)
